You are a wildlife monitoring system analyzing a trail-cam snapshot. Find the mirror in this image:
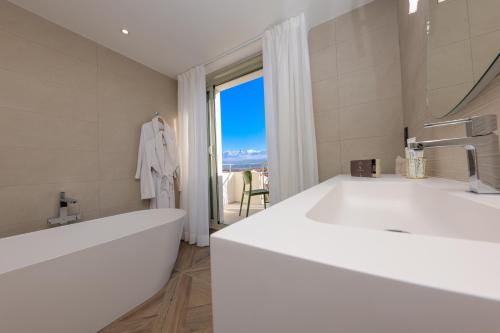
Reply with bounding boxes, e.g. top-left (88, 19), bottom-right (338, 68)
top-left (426, 0), bottom-right (500, 118)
